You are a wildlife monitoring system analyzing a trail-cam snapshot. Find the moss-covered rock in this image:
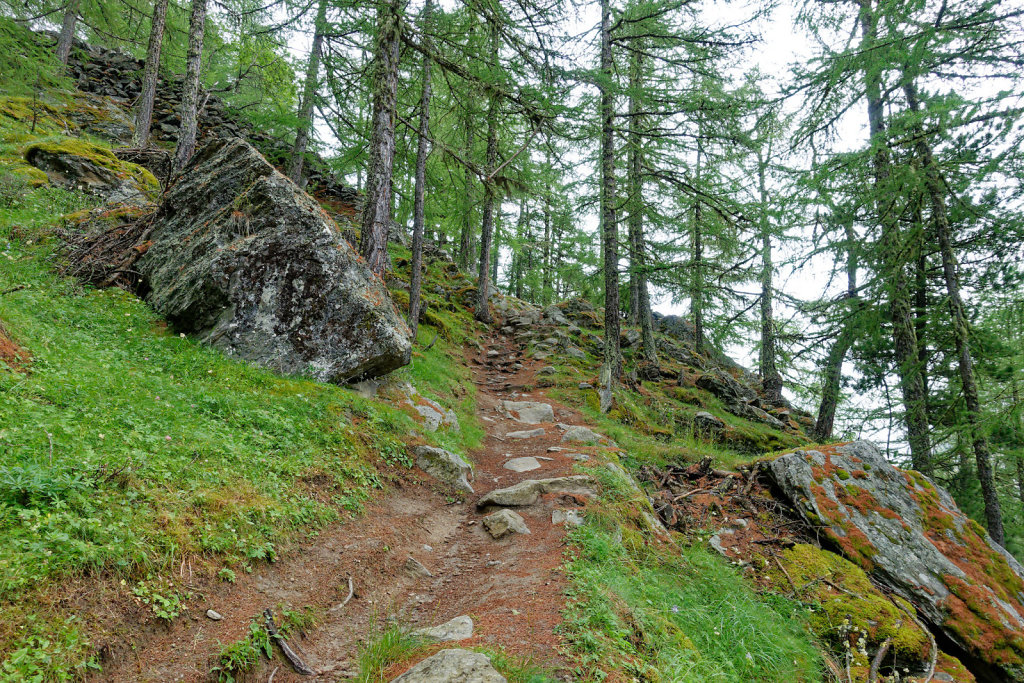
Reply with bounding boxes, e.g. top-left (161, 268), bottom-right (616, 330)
top-left (767, 544), bottom-right (930, 672)
top-left (25, 137), bottom-right (158, 203)
top-left (768, 441), bottom-right (1024, 682)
